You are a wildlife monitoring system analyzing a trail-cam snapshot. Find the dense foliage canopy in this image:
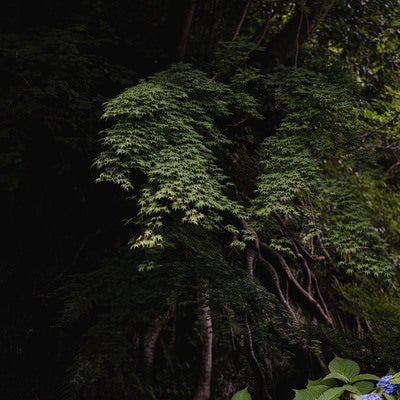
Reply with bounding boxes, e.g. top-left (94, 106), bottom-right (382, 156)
top-left (1, 1), bottom-right (400, 400)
